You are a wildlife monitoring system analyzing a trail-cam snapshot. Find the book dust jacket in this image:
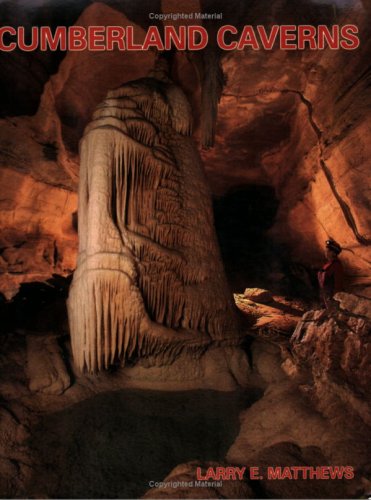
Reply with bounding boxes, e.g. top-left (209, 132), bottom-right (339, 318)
top-left (0, 0), bottom-right (370, 499)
